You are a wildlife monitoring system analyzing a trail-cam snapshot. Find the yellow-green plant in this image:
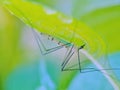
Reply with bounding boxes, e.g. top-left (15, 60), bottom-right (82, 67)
top-left (0, 0), bottom-right (120, 90)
